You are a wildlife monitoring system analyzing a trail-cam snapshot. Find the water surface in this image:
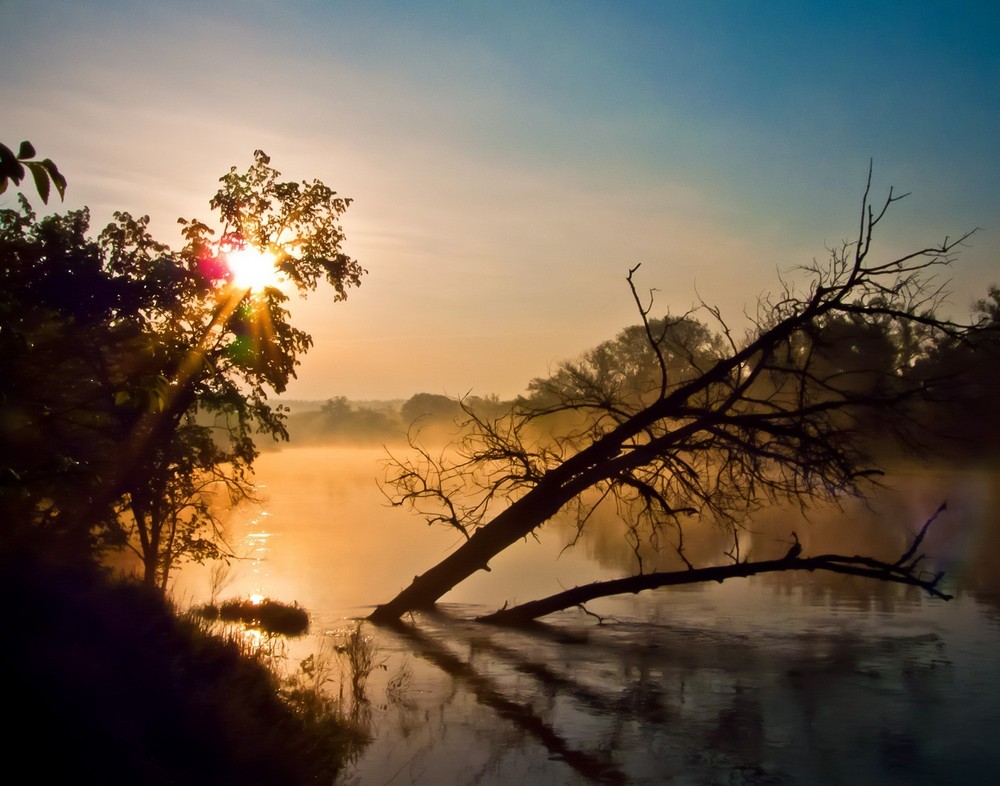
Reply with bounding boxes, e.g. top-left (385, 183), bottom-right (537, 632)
top-left (176, 447), bottom-right (1000, 785)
